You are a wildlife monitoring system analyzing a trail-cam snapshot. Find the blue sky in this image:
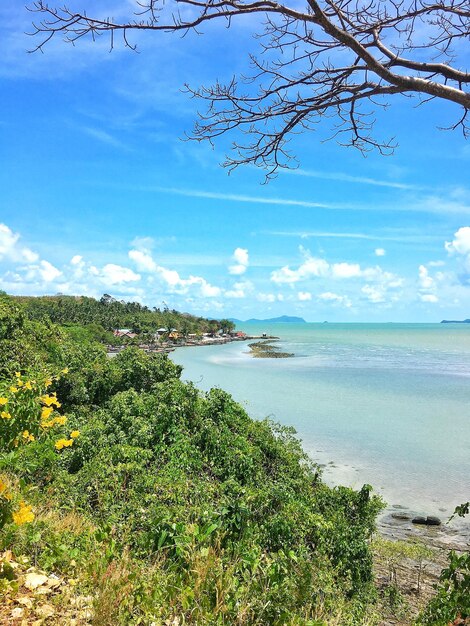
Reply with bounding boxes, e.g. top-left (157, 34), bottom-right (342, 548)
top-left (1, 2), bottom-right (470, 322)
